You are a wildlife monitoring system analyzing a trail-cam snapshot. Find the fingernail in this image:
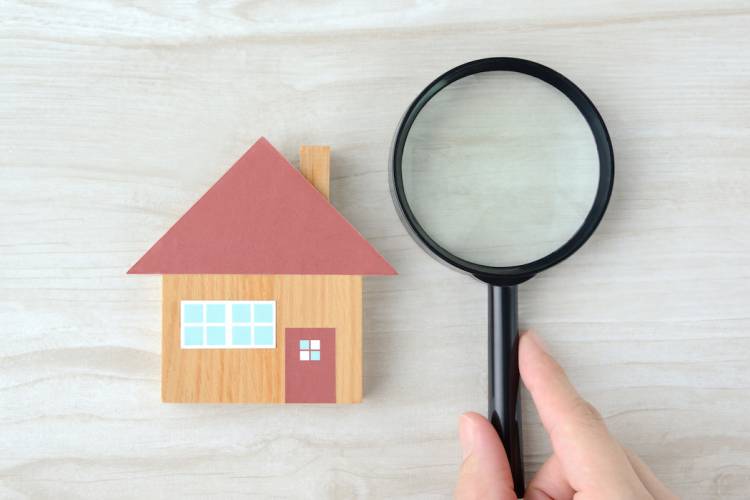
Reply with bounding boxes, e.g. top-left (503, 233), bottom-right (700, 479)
top-left (458, 414), bottom-right (475, 460)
